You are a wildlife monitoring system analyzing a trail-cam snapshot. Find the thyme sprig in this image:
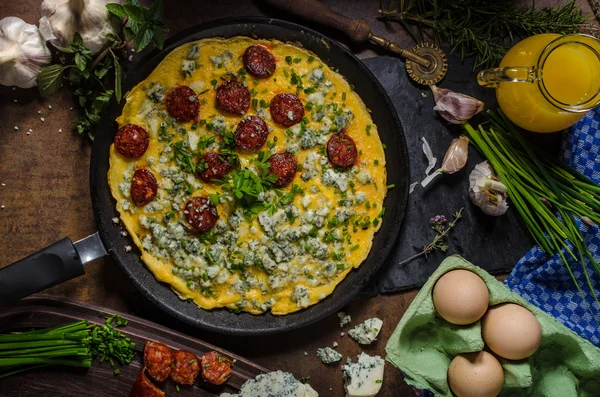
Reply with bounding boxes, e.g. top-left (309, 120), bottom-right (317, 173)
top-left (397, 208), bottom-right (464, 267)
top-left (379, 0), bottom-right (598, 69)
